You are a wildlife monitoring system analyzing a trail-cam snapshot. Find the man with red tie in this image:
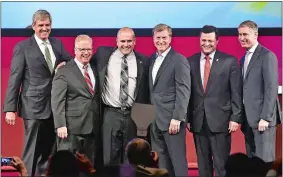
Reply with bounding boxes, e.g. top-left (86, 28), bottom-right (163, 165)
top-left (187, 25), bottom-right (243, 177)
top-left (51, 35), bottom-right (99, 166)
